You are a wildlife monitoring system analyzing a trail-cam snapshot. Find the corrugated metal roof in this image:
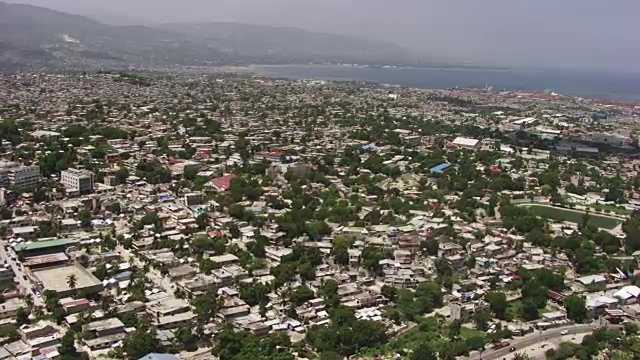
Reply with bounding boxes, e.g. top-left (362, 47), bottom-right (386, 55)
top-left (14, 238), bottom-right (77, 252)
